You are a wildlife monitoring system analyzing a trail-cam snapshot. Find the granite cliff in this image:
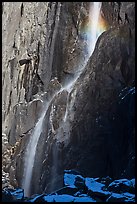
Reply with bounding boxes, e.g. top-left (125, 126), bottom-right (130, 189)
top-left (2, 2), bottom-right (135, 199)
